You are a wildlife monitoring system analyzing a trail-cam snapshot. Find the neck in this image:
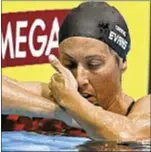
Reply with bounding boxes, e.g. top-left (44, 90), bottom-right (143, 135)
top-left (105, 91), bottom-right (133, 115)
